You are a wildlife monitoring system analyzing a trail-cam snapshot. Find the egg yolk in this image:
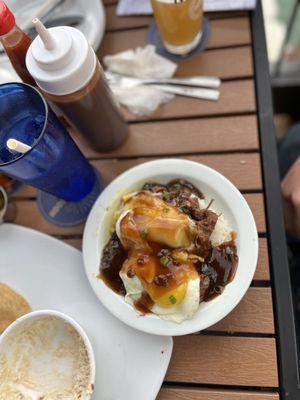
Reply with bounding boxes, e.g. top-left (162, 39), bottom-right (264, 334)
top-left (152, 282), bottom-right (188, 307)
top-left (122, 252), bottom-right (198, 308)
